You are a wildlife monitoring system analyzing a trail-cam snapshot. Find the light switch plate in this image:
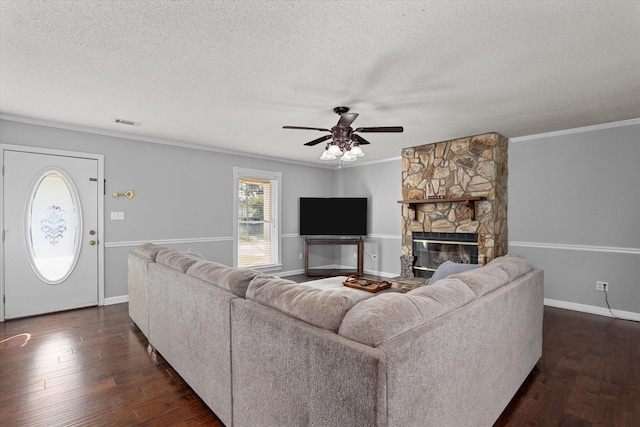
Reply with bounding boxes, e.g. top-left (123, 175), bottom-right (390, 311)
top-left (110, 212), bottom-right (125, 220)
